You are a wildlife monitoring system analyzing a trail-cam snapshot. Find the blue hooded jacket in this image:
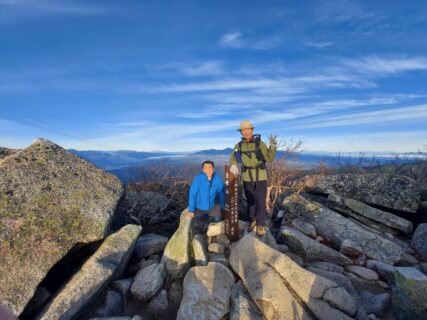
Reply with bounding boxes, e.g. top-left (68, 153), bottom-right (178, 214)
top-left (188, 172), bottom-right (225, 213)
